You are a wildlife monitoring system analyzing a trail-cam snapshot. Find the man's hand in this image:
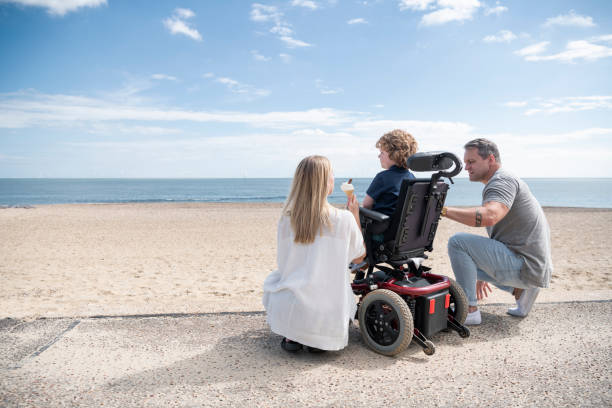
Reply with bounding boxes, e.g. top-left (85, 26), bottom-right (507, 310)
top-left (476, 280), bottom-right (492, 300)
